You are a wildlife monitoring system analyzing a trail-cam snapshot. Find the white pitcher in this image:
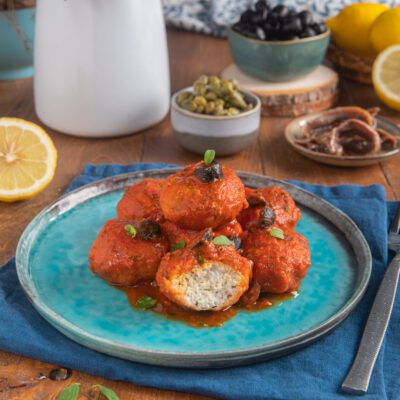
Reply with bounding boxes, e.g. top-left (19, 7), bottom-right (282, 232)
top-left (34, 0), bottom-right (170, 137)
